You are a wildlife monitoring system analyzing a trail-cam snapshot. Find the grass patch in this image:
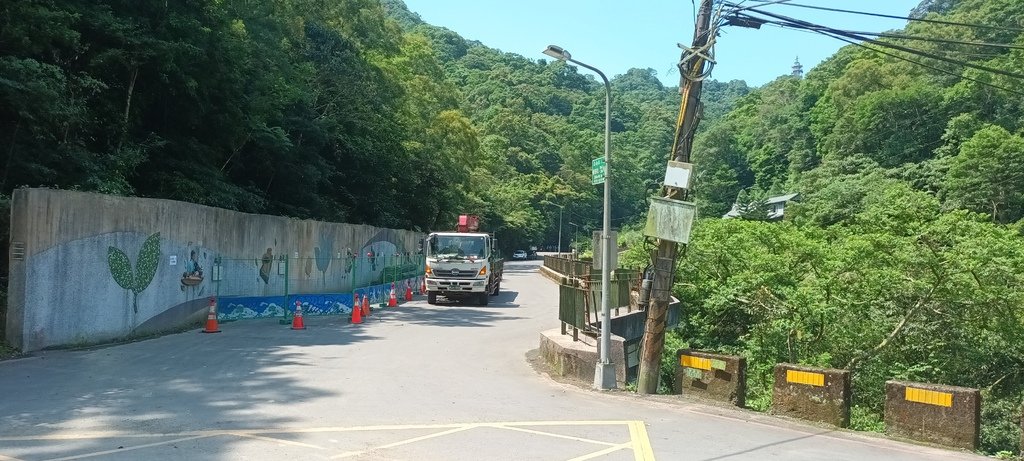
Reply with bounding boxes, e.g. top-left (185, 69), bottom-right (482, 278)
top-left (849, 405), bottom-right (885, 432)
top-left (0, 340), bottom-right (19, 360)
